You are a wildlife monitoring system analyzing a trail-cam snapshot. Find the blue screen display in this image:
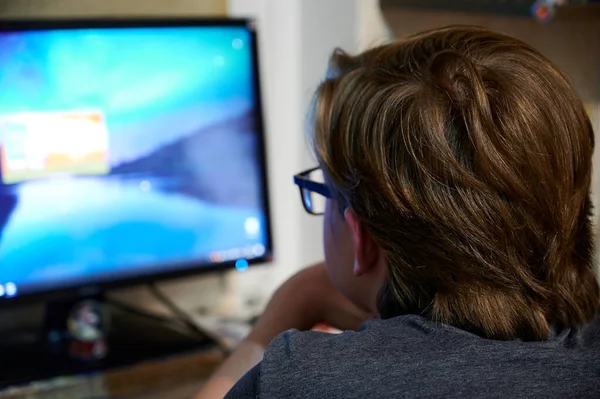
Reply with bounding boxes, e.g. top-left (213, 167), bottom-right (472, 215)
top-left (0, 24), bottom-right (269, 297)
